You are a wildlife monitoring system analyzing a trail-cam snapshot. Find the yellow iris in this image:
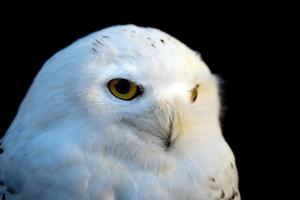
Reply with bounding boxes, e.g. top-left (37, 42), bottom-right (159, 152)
top-left (108, 79), bottom-right (140, 100)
